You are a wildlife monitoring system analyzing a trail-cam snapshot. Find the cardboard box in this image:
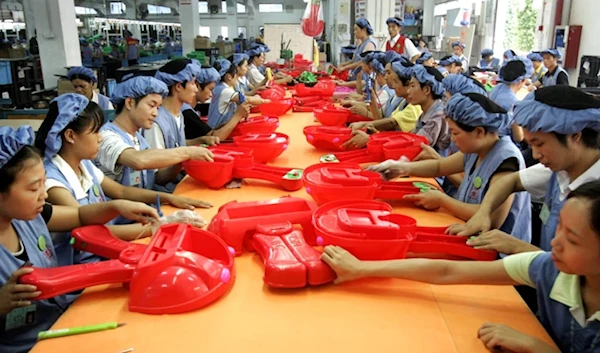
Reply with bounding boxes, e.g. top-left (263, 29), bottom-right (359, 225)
top-left (194, 36), bottom-right (212, 49)
top-left (9, 48), bottom-right (26, 59)
top-left (319, 51), bottom-right (327, 64)
top-left (216, 42), bottom-right (234, 58)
